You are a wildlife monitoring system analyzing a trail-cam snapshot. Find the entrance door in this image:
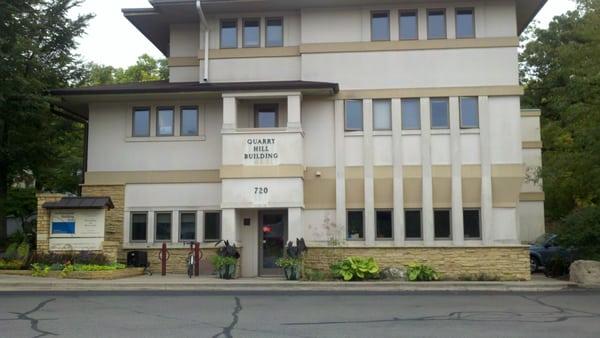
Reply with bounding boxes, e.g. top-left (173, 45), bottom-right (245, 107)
top-left (258, 210), bottom-right (287, 276)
